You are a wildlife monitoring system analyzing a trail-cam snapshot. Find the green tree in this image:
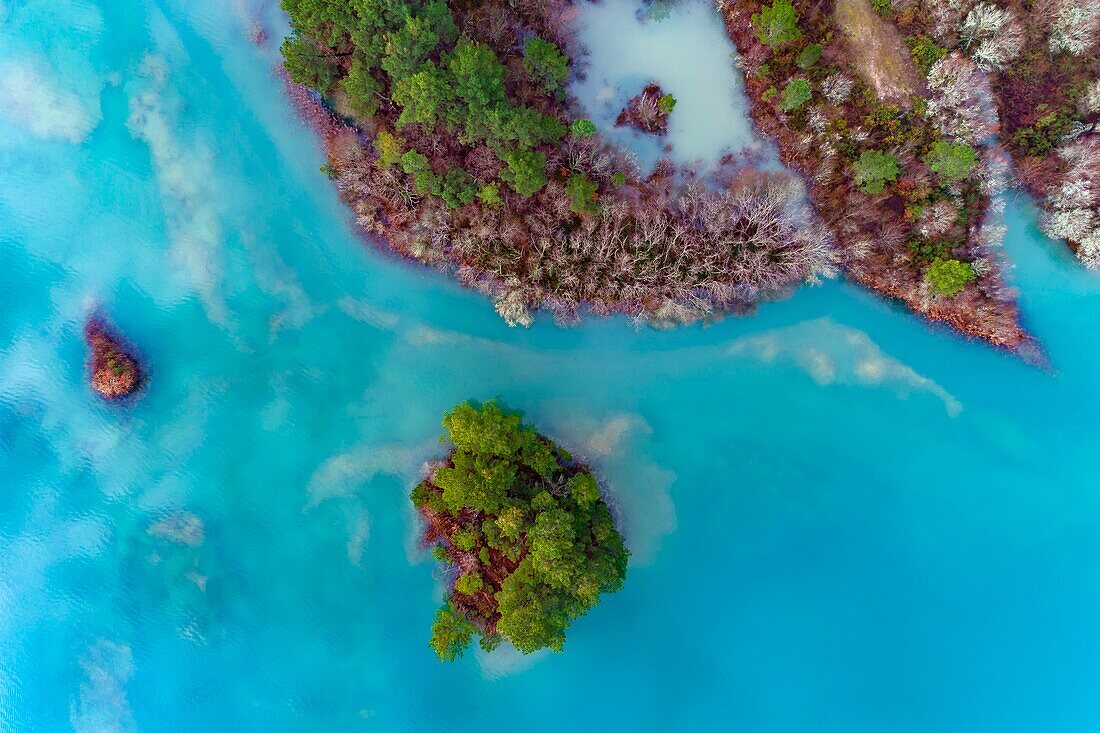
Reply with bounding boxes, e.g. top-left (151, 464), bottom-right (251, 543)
top-left (657, 93), bottom-right (677, 115)
top-left (372, 130), bottom-right (405, 167)
top-left (926, 258), bottom-right (976, 296)
top-left (778, 78), bottom-right (811, 111)
top-left (429, 603), bottom-right (476, 661)
top-left (455, 572), bottom-right (484, 595)
top-left (381, 16), bottom-right (440, 83)
top-left (499, 150), bottom-right (548, 196)
top-left (392, 63), bottom-right (452, 128)
top-left (796, 43), bottom-right (823, 69)
top-left (570, 118), bottom-right (597, 138)
top-left (853, 149), bottom-right (901, 193)
top-left (924, 141), bottom-right (977, 183)
top-left (283, 0), bottom-right (359, 46)
top-left (568, 473), bottom-right (600, 507)
top-left (478, 182), bottom-right (504, 207)
top-left (524, 36), bottom-right (570, 93)
top-left (566, 173), bottom-right (600, 216)
top-left (449, 36), bottom-right (509, 140)
top-left (439, 168), bottom-right (478, 208)
top-left (752, 0), bottom-right (801, 47)
top-left (416, 0), bottom-right (458, 46)
top-left (908, 35), bottom-right (946, 75)
top-left (281, 34), bottom-right (339, 92)
top-left (341, 57), bottom-right (384, 118)
top-left (443, 401), bottom-right (524, 456)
